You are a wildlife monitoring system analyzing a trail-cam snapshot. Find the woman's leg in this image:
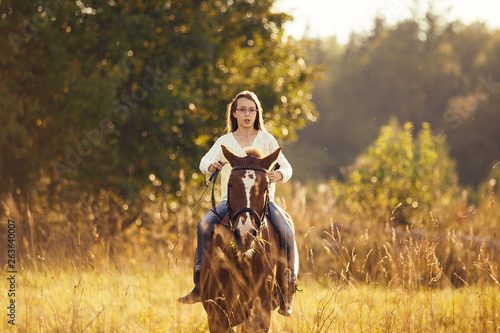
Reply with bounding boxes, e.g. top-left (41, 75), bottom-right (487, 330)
top-left (268, 202), bottom-right (298, 278)
top-left (195, 201), bottom-right (228, 270)
top-left (267, 201), bottom-right (298, 316)
top-left (178, 201), bottom-right (228, 304)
